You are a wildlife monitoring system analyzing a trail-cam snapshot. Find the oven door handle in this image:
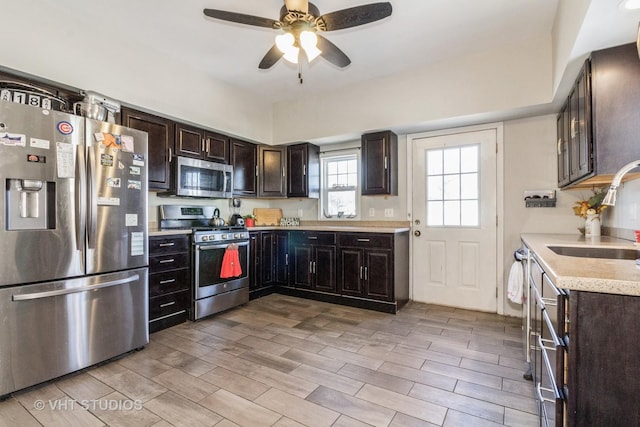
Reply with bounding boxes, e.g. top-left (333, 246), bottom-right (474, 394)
top-left (197, 241), bottom-right (249, 251)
